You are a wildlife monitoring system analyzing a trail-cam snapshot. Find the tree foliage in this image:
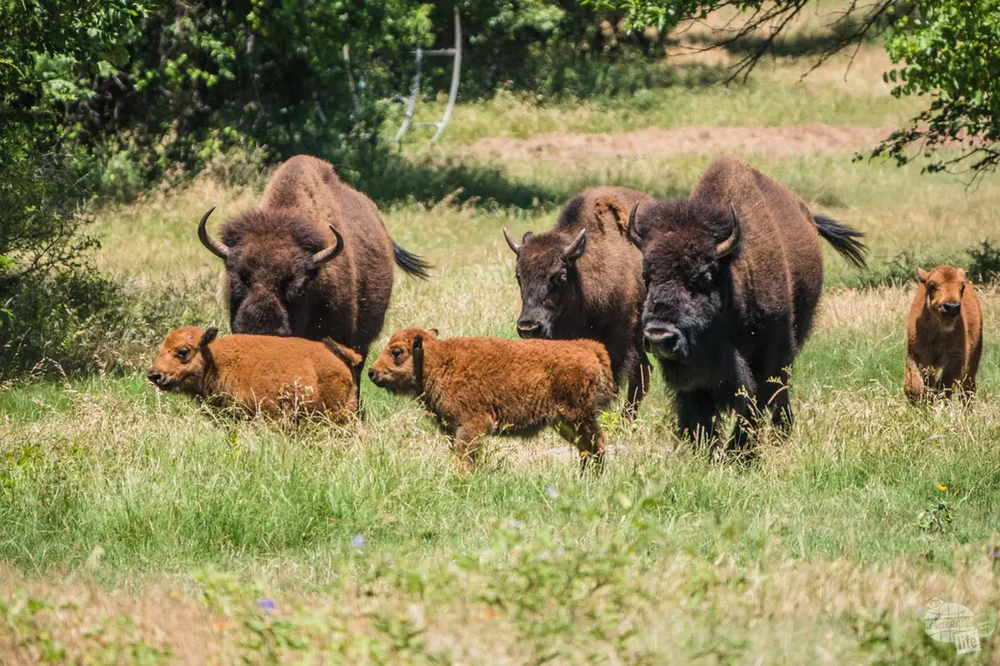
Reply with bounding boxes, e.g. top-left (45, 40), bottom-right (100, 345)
top-left (0, 0), bottom-right (149, 375)
top-left (599, 0), bottom-right (1000, 177)
top-left (880, 0), bottom-right (1000, 174)
top-left (82, 0), bottom-right (637, 186)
